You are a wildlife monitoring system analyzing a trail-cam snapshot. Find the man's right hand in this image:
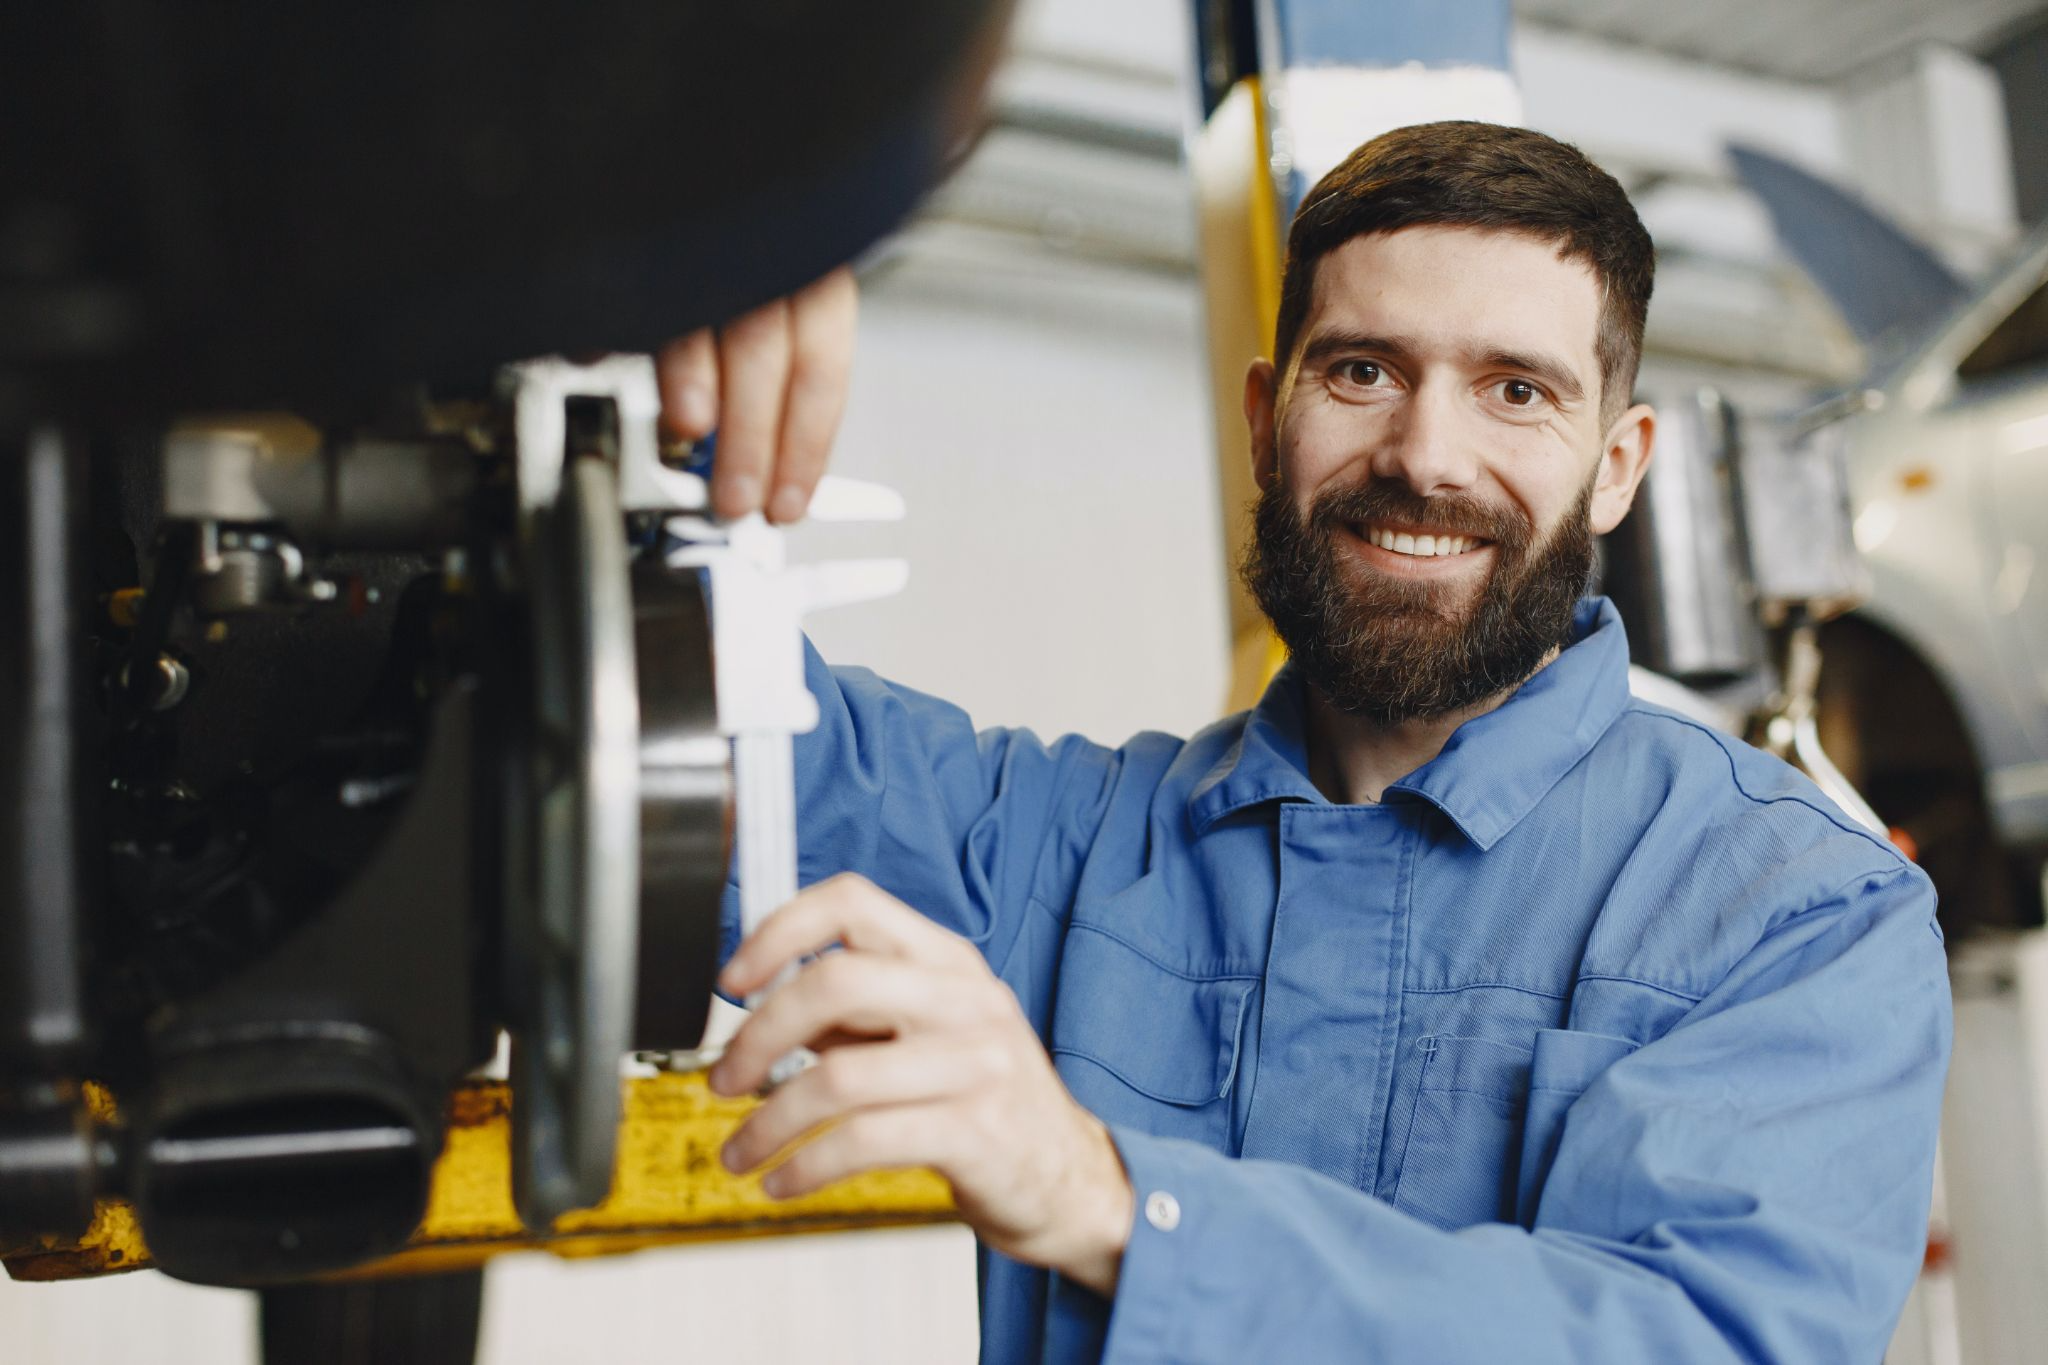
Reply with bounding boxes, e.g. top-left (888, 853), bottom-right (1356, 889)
top-left (656, 265), bottom-right (858, 526)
